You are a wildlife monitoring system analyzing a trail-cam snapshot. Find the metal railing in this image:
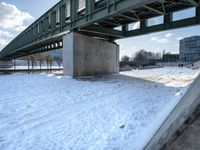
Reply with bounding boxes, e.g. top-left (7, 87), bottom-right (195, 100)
top-left (0, 0), bottom-right (107, 59)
